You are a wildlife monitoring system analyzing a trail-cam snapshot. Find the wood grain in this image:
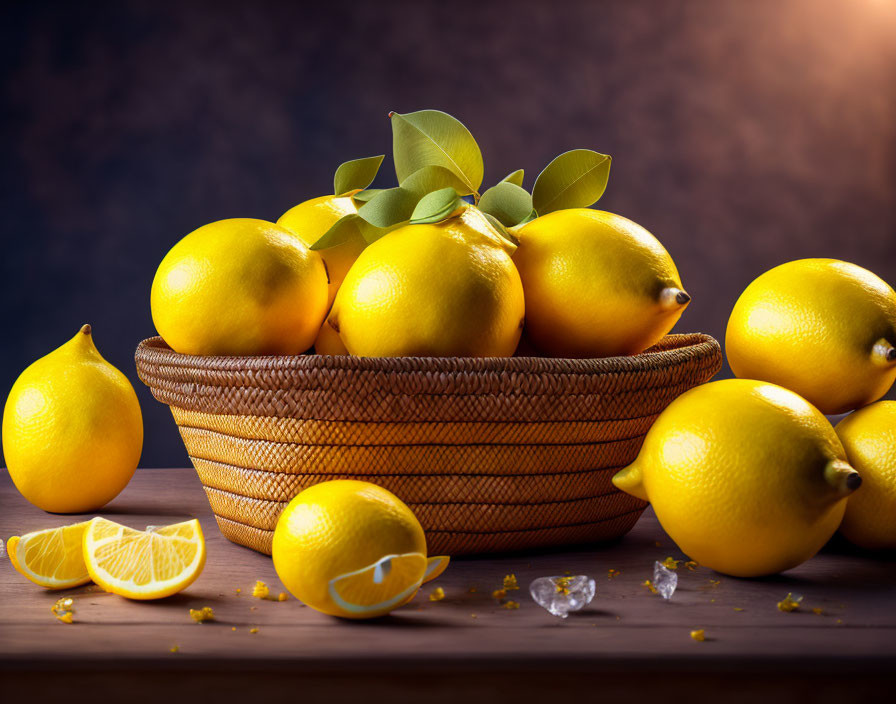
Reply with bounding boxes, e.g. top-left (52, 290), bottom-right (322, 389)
top-left (1, 468), bottom-right (894, 702)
